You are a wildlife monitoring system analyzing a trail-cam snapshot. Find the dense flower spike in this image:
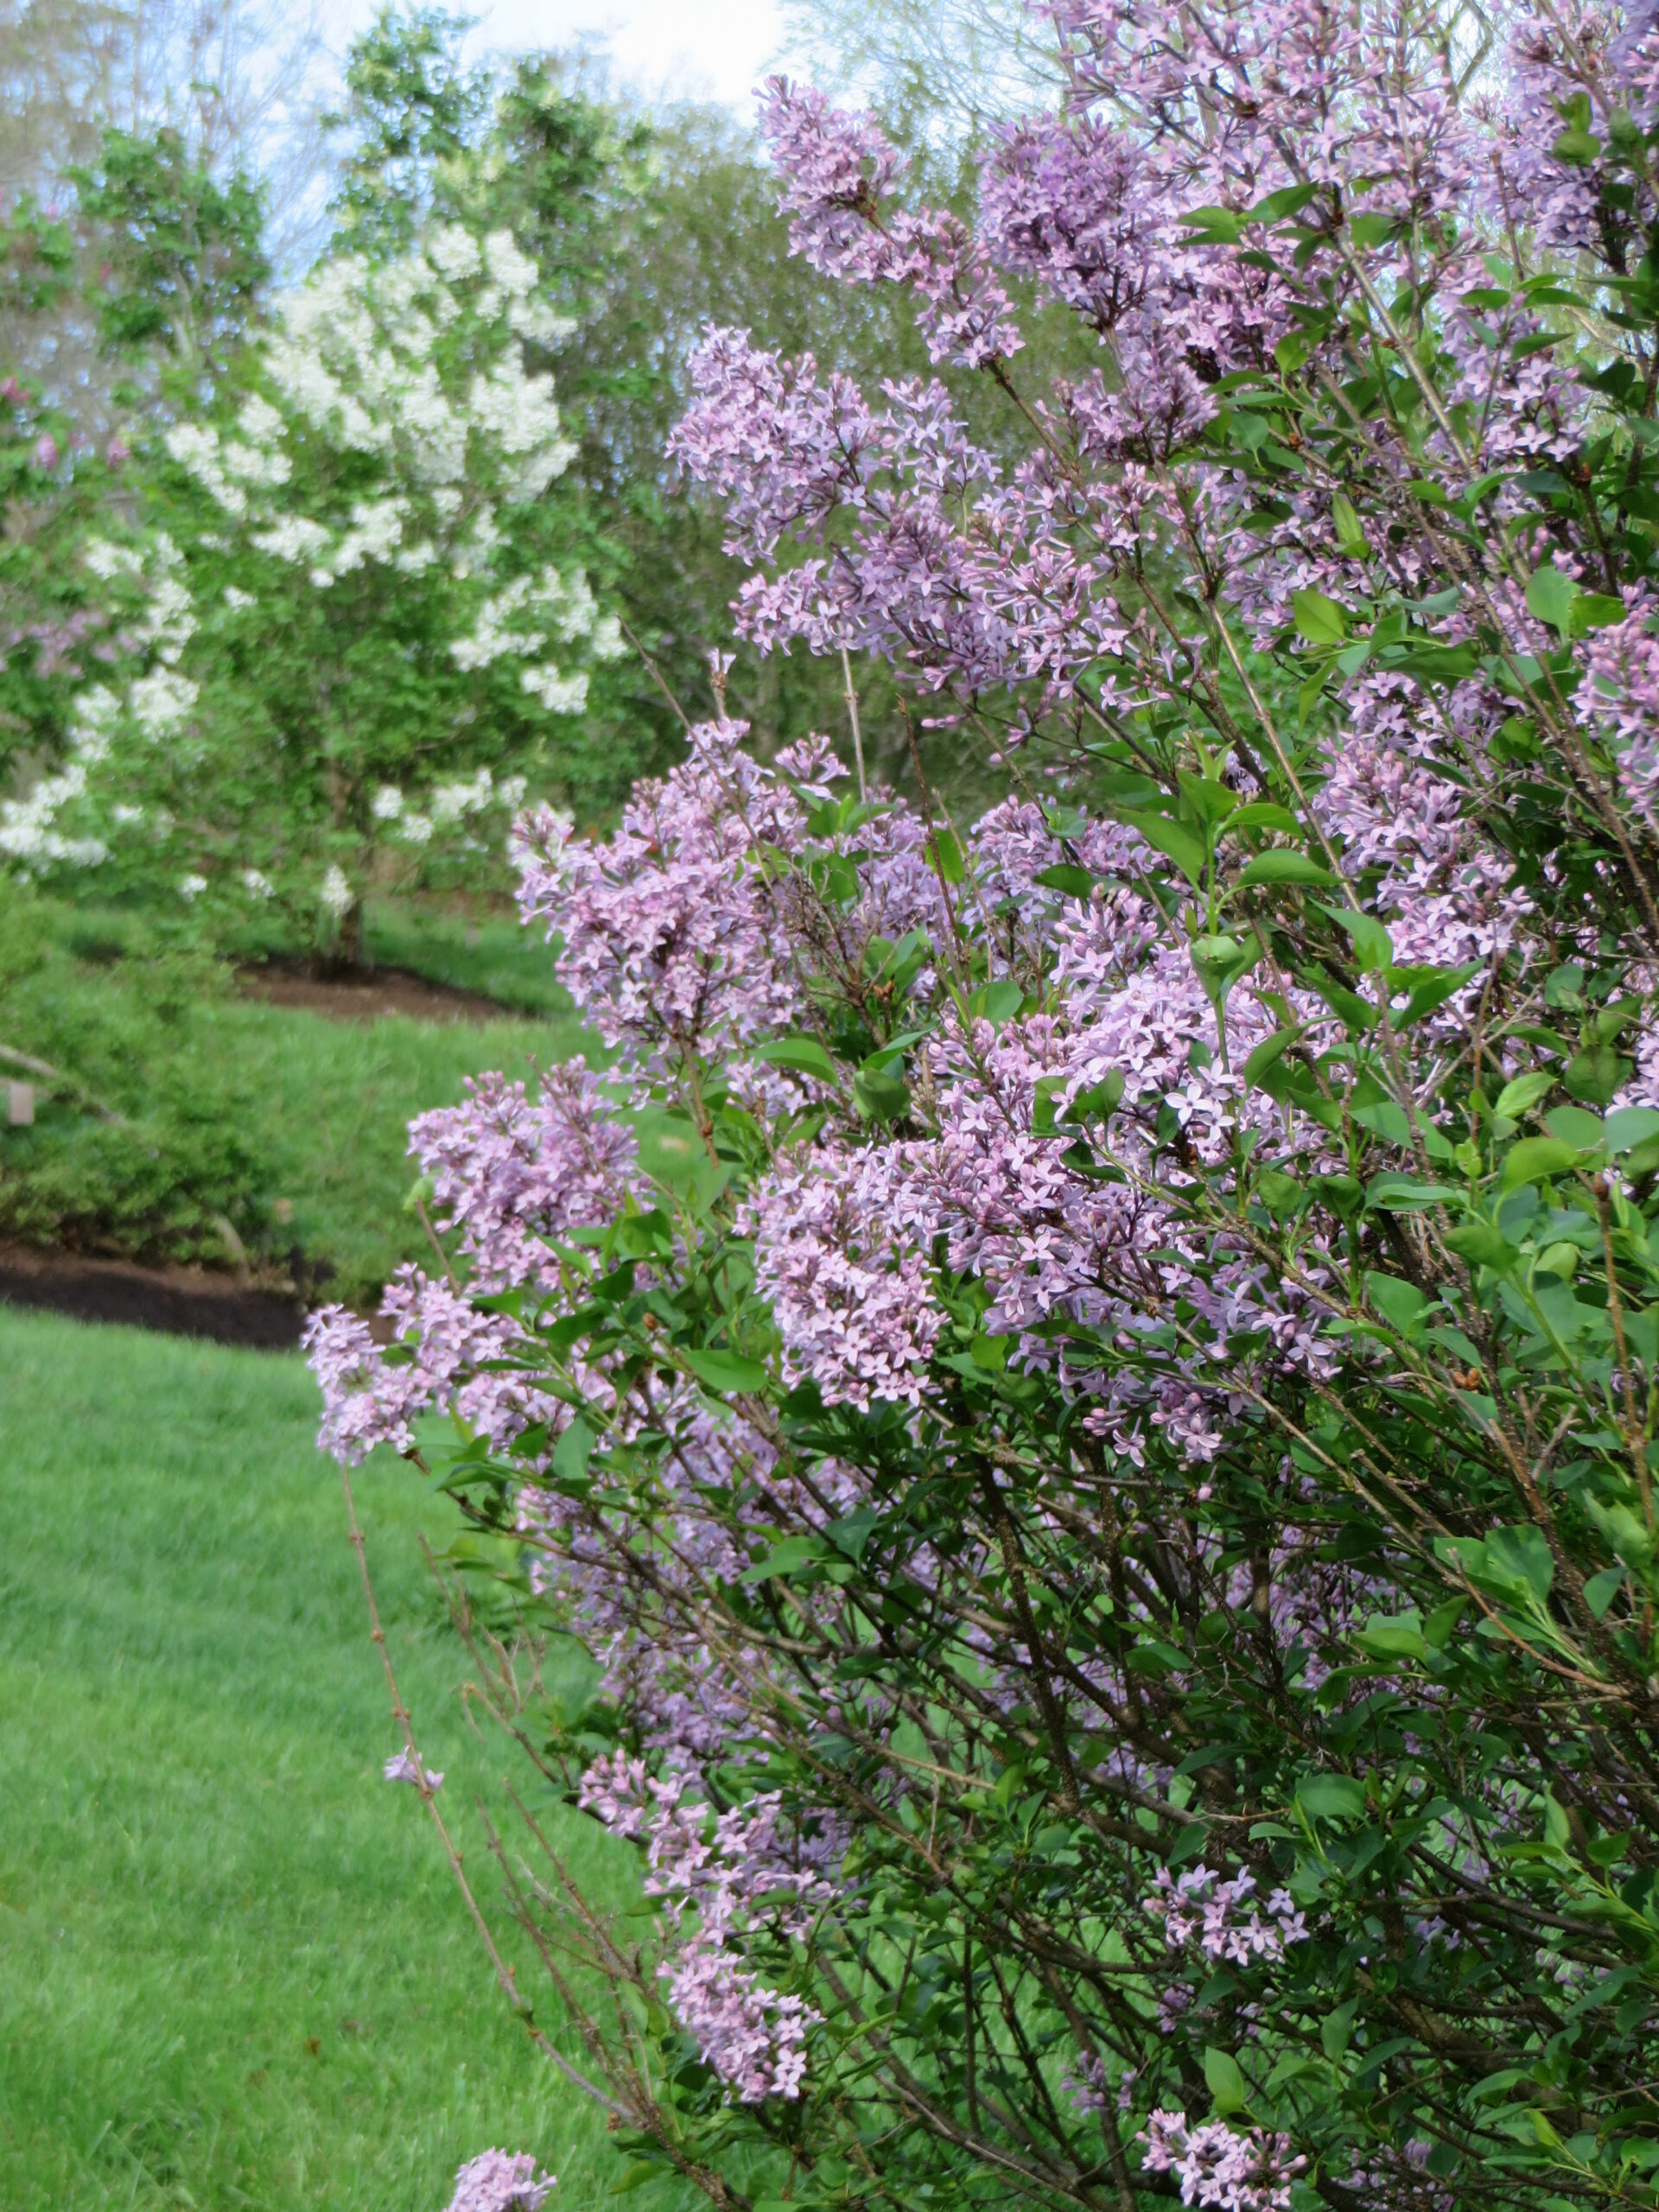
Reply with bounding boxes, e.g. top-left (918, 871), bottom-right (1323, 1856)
top-left (512, 719), bottom-right (808, 1072)
top-left (318, 6), bottom-right (1659, 2209)
top-left (442, 2149), bottom-right (556, 2212)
